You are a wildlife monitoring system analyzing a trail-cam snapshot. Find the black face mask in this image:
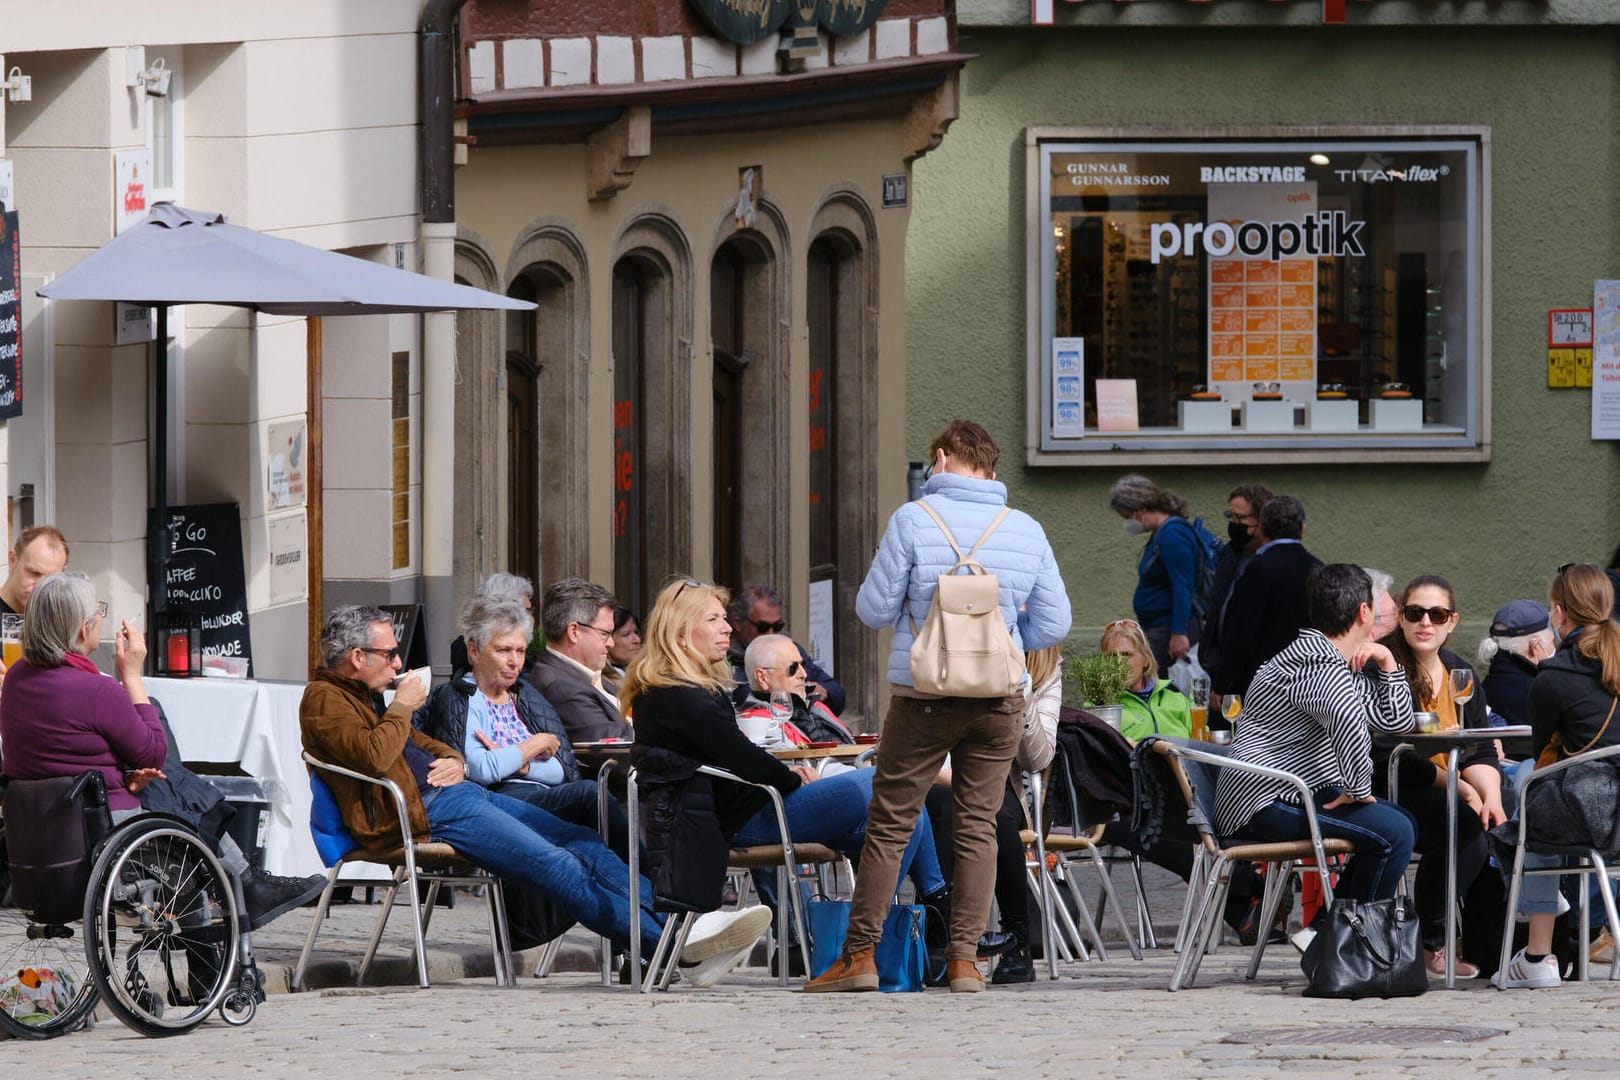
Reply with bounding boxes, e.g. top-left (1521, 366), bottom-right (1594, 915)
top-left (1227, 521), bottom-right (1252, 546)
